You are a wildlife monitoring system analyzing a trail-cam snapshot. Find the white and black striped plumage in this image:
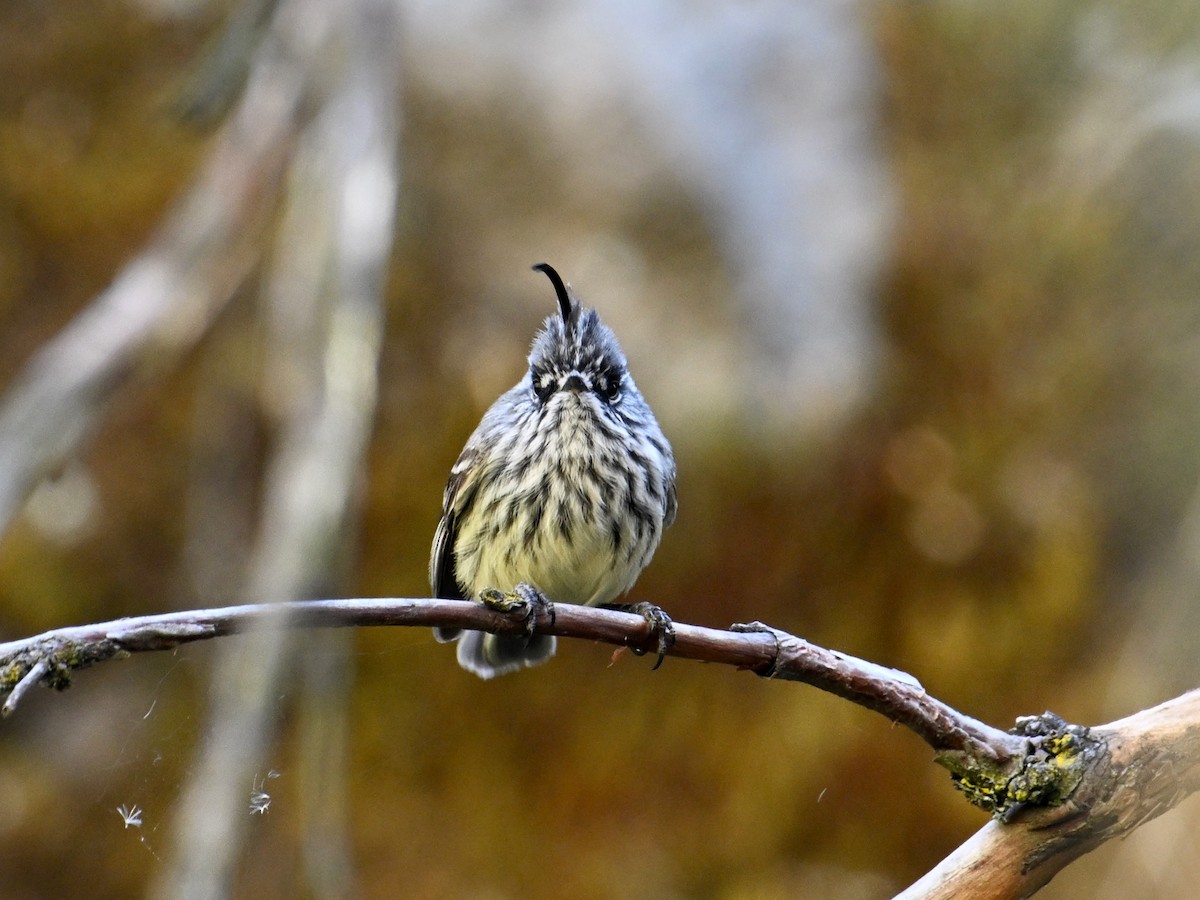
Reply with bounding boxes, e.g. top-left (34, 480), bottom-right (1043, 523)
top-left (431, 263), bottom-right (676, 679)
